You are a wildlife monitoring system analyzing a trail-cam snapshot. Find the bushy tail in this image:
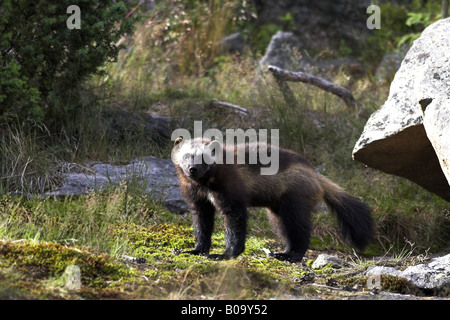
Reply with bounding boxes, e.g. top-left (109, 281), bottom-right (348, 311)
top-left (319, 175), bottom-right (374, 251)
